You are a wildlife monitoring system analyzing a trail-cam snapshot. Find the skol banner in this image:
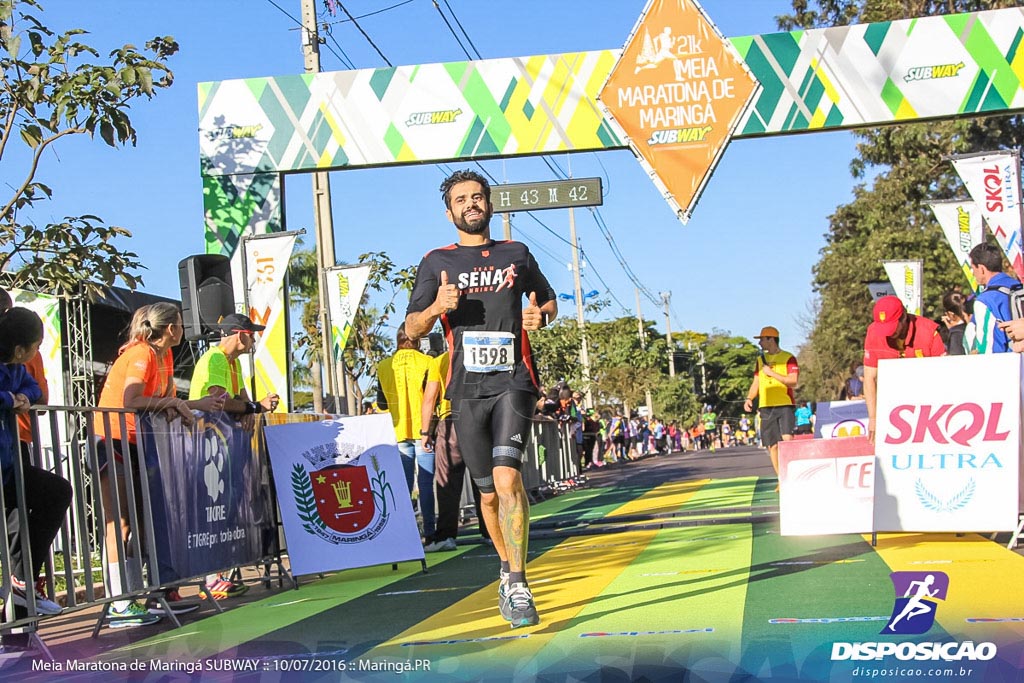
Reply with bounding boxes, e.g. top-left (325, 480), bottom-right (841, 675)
top-left (242, 232), bottom-right (296, 410)
top-left (928, 199), bottom-right (983, 291)
top-left (325, 264), bottom-right (371, 363)
top-left (263, 413), bottom-right (424, 577)
top-left (873, 354), bottom-right (1022, 532)
top-left (882, 260), bottom-right (922, 315)
top-left (950, 150), bottom-right (1024, 280)
top-left (138, 411), bottom-right (274, 580)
